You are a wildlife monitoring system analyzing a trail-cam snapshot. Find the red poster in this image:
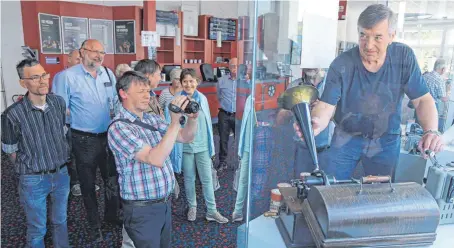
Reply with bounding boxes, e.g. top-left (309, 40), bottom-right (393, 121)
top-left (339, 0), bottom-right (347, 20)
